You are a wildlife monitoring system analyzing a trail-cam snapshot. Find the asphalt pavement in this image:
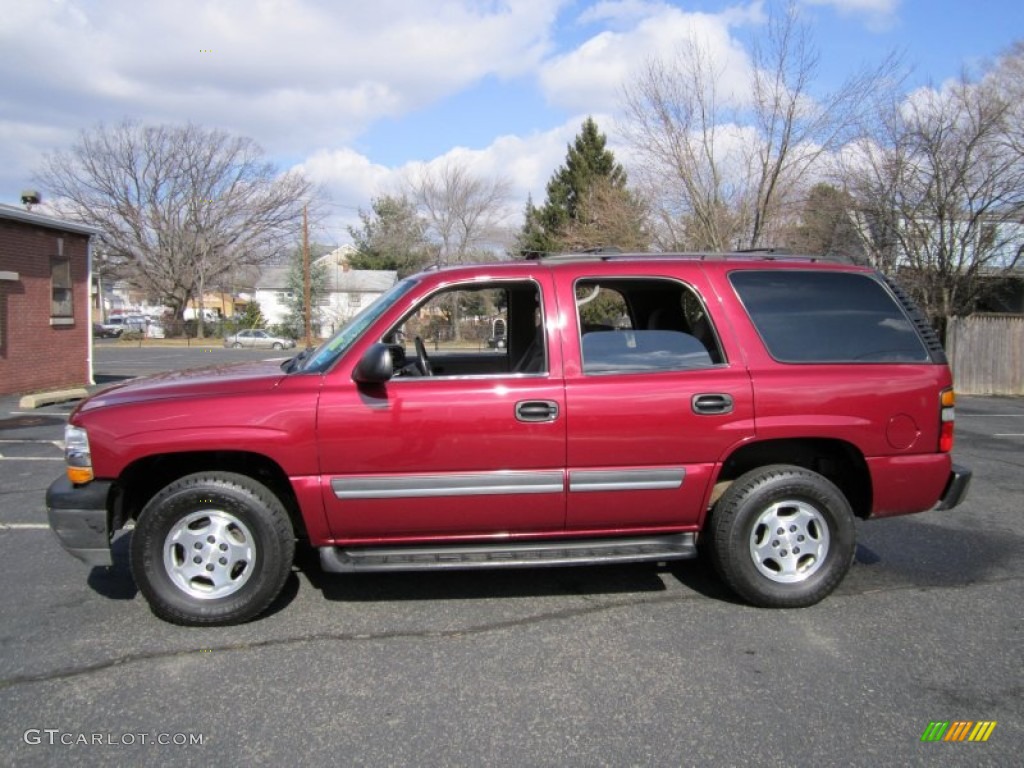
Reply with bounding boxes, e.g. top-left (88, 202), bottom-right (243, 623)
top-left (0, 345), bottom-right (1020, 766)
